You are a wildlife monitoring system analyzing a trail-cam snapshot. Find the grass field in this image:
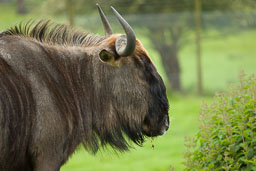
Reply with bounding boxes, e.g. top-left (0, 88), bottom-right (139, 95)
top-left (0, 4), bottom-right (255, 170)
